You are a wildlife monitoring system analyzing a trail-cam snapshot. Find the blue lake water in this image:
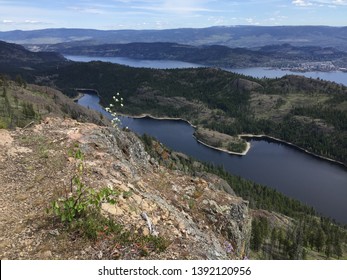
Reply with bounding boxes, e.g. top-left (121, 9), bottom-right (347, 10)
top-left (65, 55), bottom-right (347, 86)
top-left (69, 55), bottom-right (347, 224)
top-left (78, 93), bottom-right (347, 224)
top-left (64, 55), bottom-right (203, 69)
